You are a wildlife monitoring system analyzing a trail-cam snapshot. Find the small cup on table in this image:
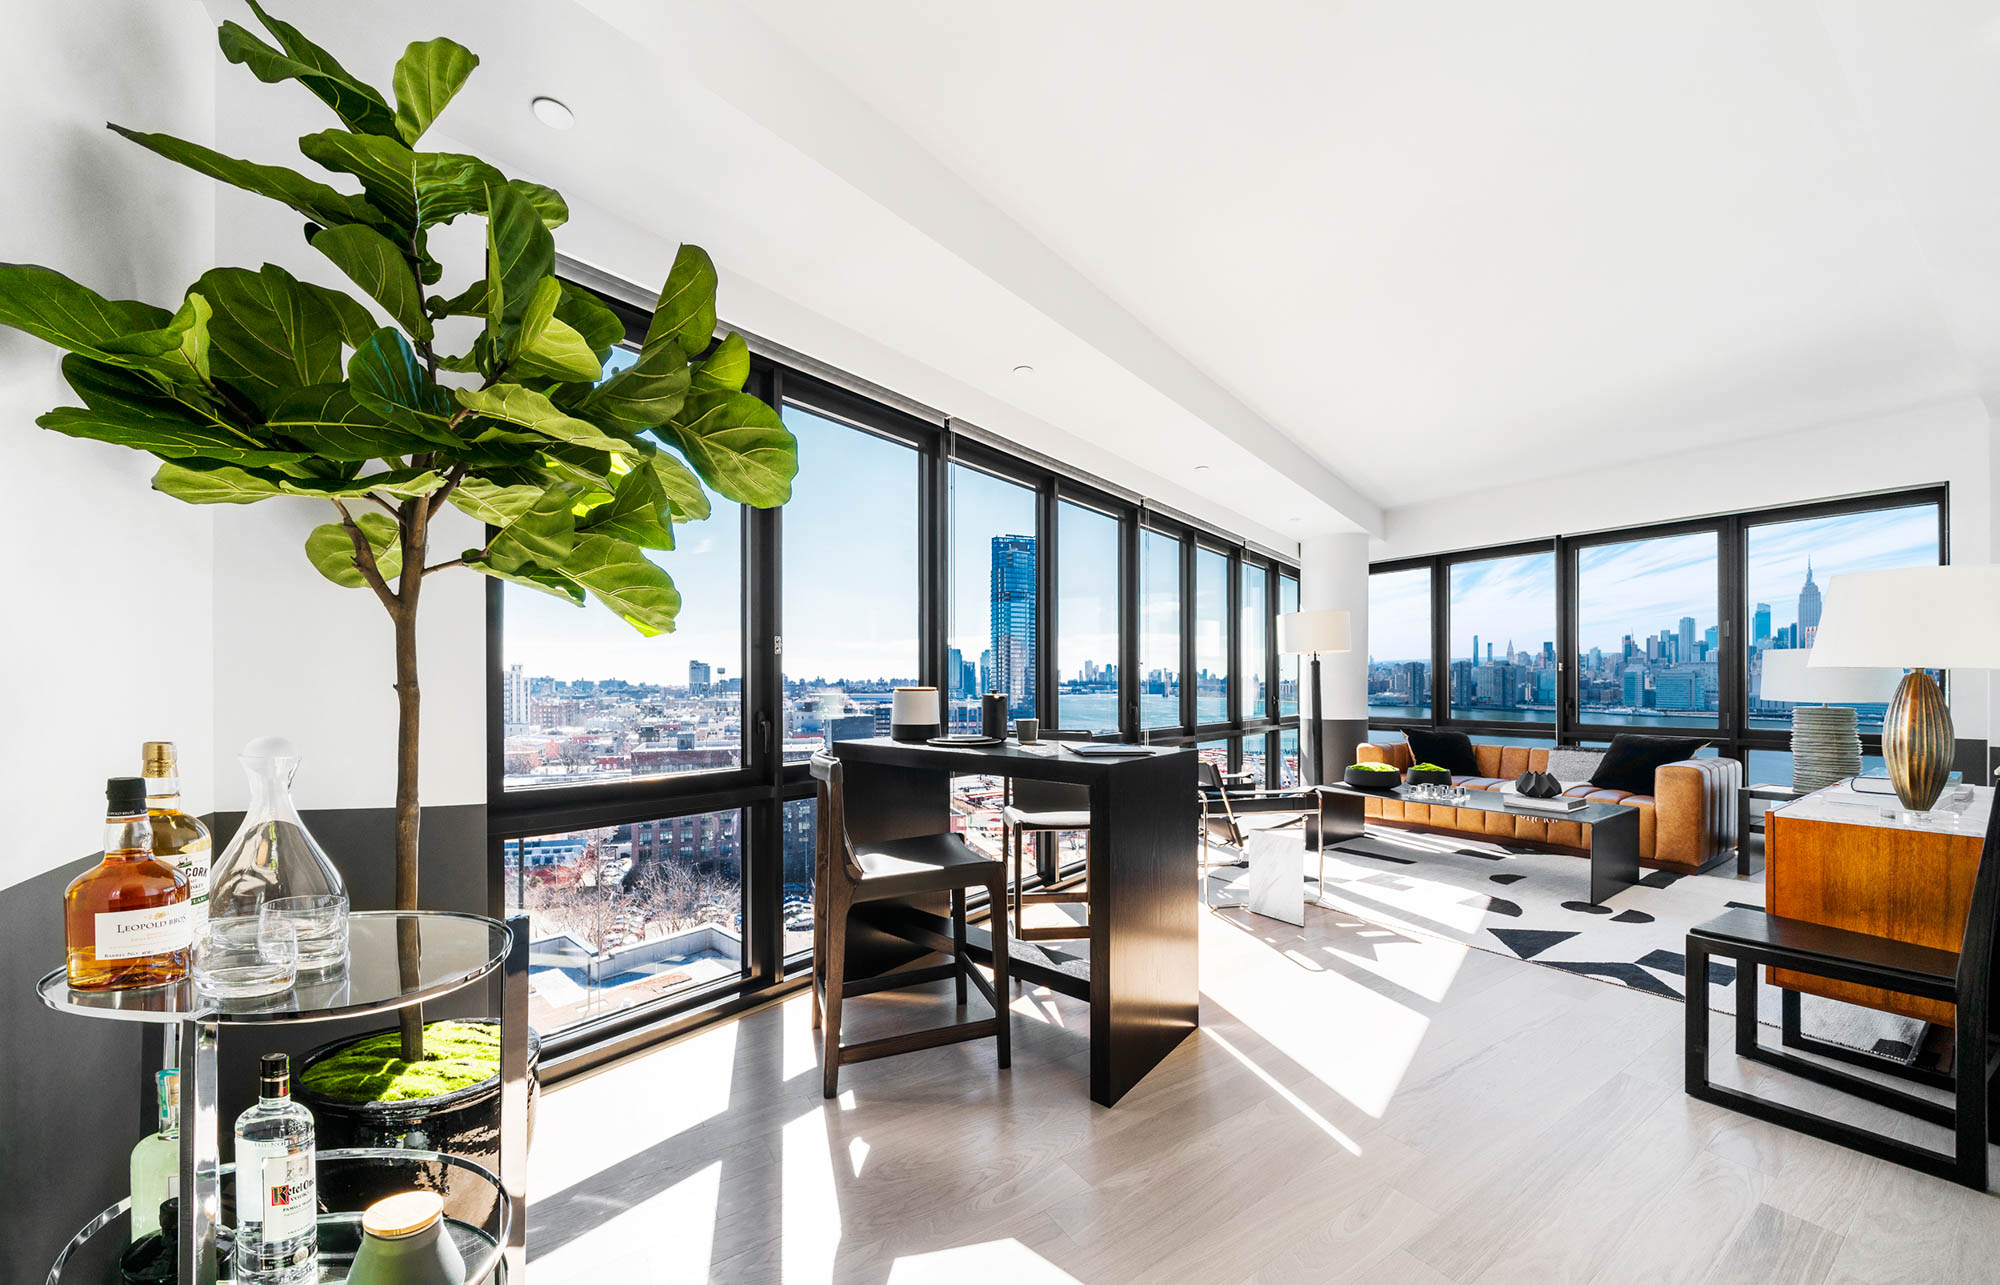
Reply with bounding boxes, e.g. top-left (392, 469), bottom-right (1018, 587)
top-left (1015, 718), bottom-right (1040, 744)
